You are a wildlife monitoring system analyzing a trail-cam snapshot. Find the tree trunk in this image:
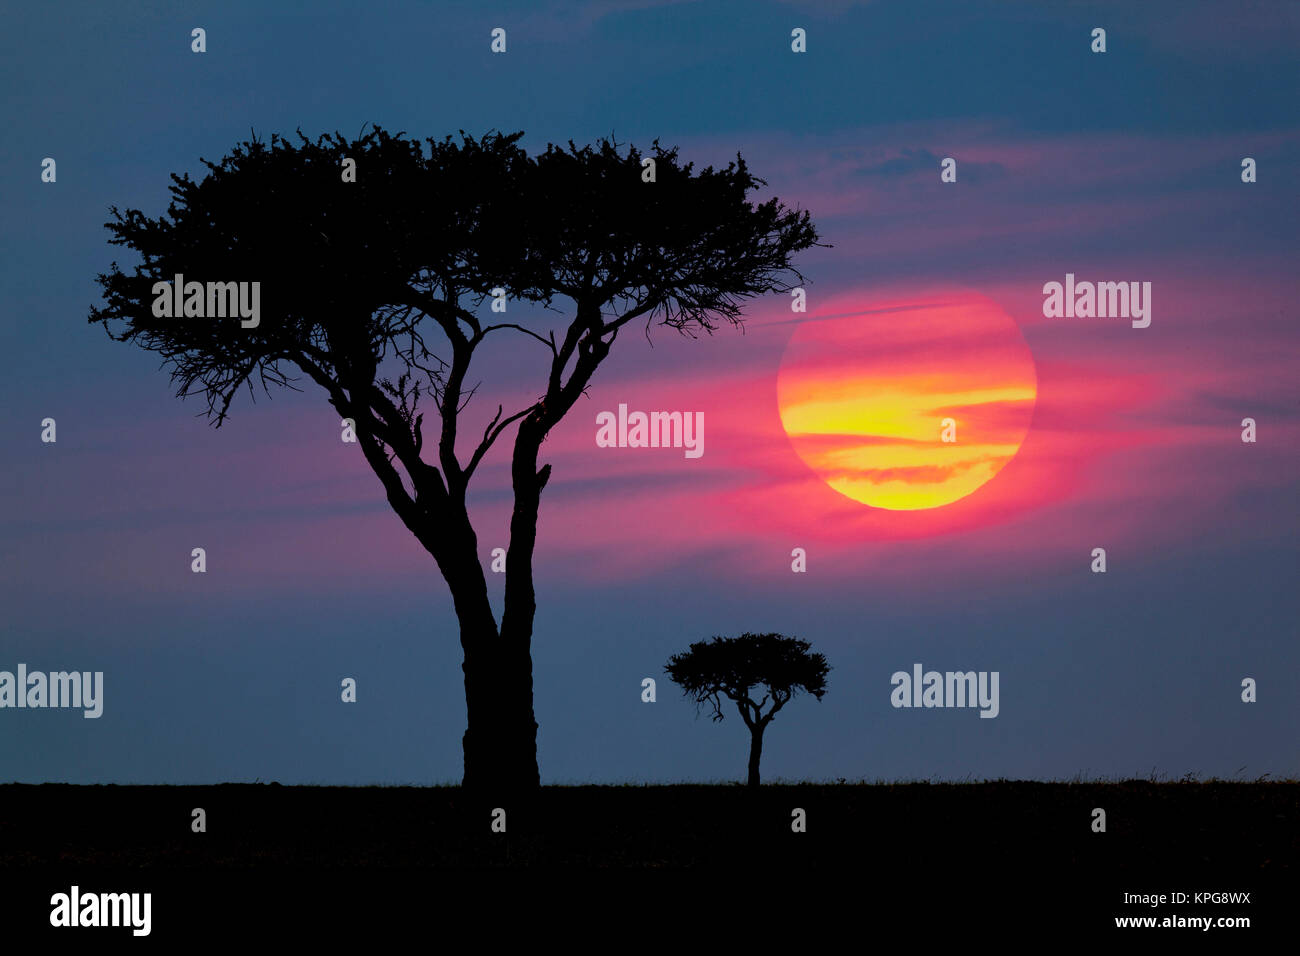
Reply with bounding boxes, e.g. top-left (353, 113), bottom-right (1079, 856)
top-left (459, 313), bottom-right (603, 792)
top-left (460, 628), bottom-right (540, 792)
top-left (458, 415), bottom-right (550, 792)
top-left (331, 384), bottom-right (547, 792)
top-left (436, 505), bottom-right (541, 793)
top-left (747, 726), bottom-right (764, 787)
